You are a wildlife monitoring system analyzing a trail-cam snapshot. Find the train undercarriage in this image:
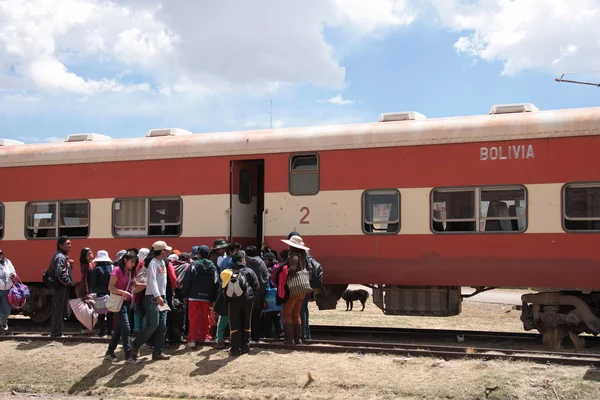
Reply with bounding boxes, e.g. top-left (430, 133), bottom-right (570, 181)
top-left (19, 282), bottom-right (600, 351)
top-left (520, 291), bottom-right (600, 348)
top-left (370, 284), bottom-right (600, 349)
